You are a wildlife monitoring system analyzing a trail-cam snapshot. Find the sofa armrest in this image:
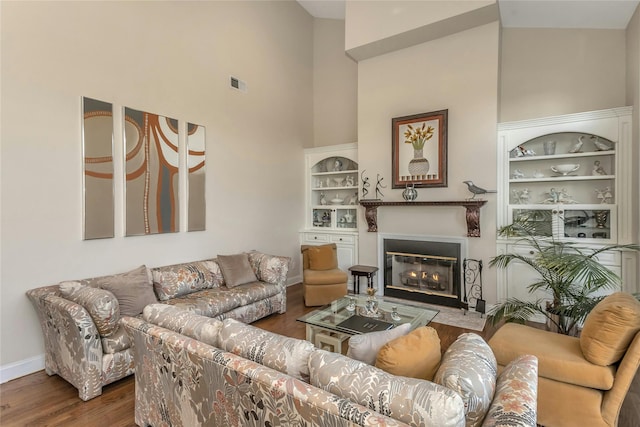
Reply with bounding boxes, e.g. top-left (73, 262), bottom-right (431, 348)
top-left (248, 251), bottom-right (291, 287)
top-left (482, 355), bottom-right (538, 427)
top-left (27, 289), bottom-right (104, 401)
